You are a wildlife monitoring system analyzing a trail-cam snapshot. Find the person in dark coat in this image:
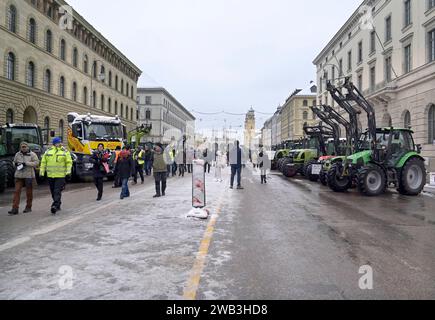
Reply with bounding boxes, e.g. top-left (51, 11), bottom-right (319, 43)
top-left (89, 143), bottom-right (110, 201)
top-left (144, 145), bottom-right (153, 176)
top-left (111, 146), bottom-right (122, 188)
top-left (117, 149), bottom-right (135, 199)
top-left (152, 143), bottom-right (168, 198)
top-left (229, 140), bottom-right (245, 189)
